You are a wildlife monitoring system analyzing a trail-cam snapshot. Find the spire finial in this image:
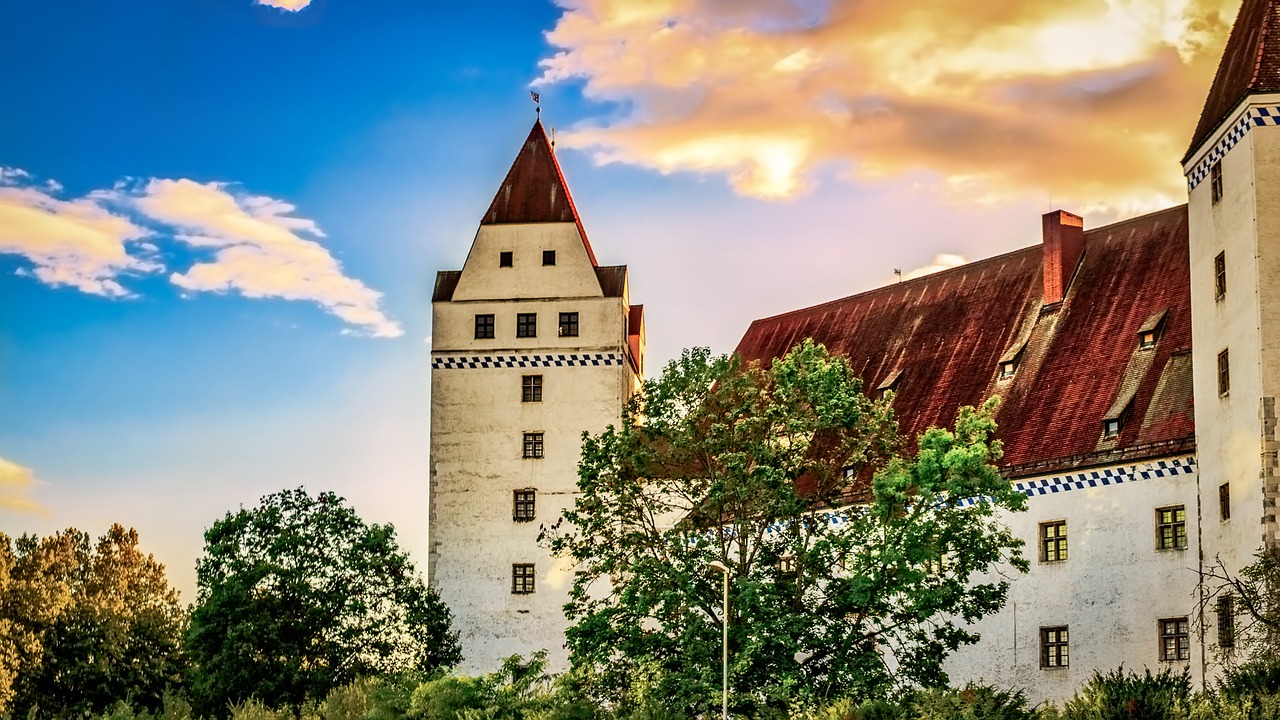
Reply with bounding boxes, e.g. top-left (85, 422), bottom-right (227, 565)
top-left (530, 90), bottom-right (541, 119)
